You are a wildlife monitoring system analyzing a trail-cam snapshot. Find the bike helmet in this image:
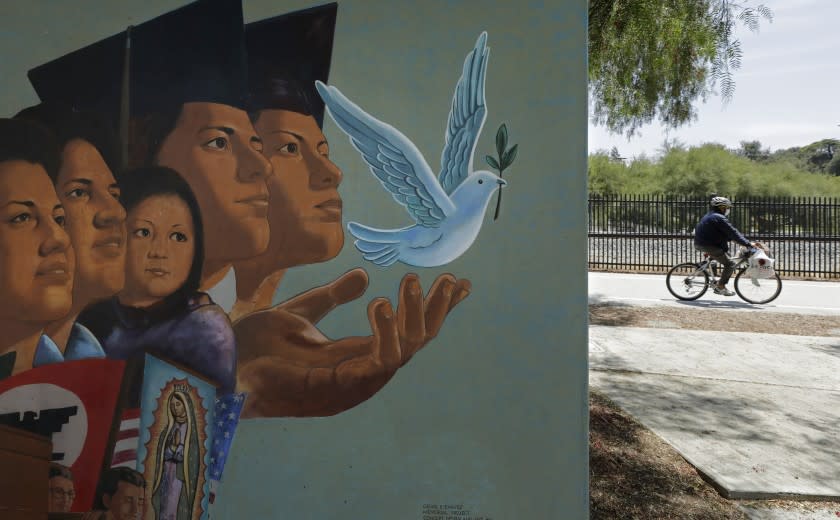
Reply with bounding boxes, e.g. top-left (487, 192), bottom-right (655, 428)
top-left (711, 196), bottom-right (733, 210)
